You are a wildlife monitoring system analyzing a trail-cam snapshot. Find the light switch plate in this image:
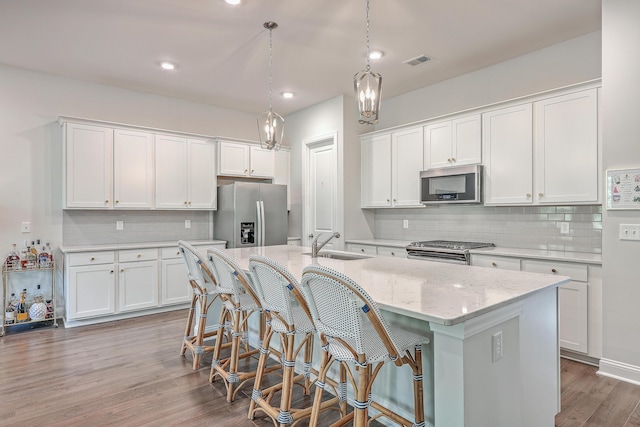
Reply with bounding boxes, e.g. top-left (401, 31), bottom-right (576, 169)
top-left (116, 220), bottom-right (124, 231)
top-left (560, 222), bottom-right (570, 234)
top-left (21, 222), bottom-right (31, 233)
top-left (403, 220), bottom-right (409, 229)
top-left (619, 224), bottom-right (640, 240)
top-left (185, 219), bottom-right (191, 229)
